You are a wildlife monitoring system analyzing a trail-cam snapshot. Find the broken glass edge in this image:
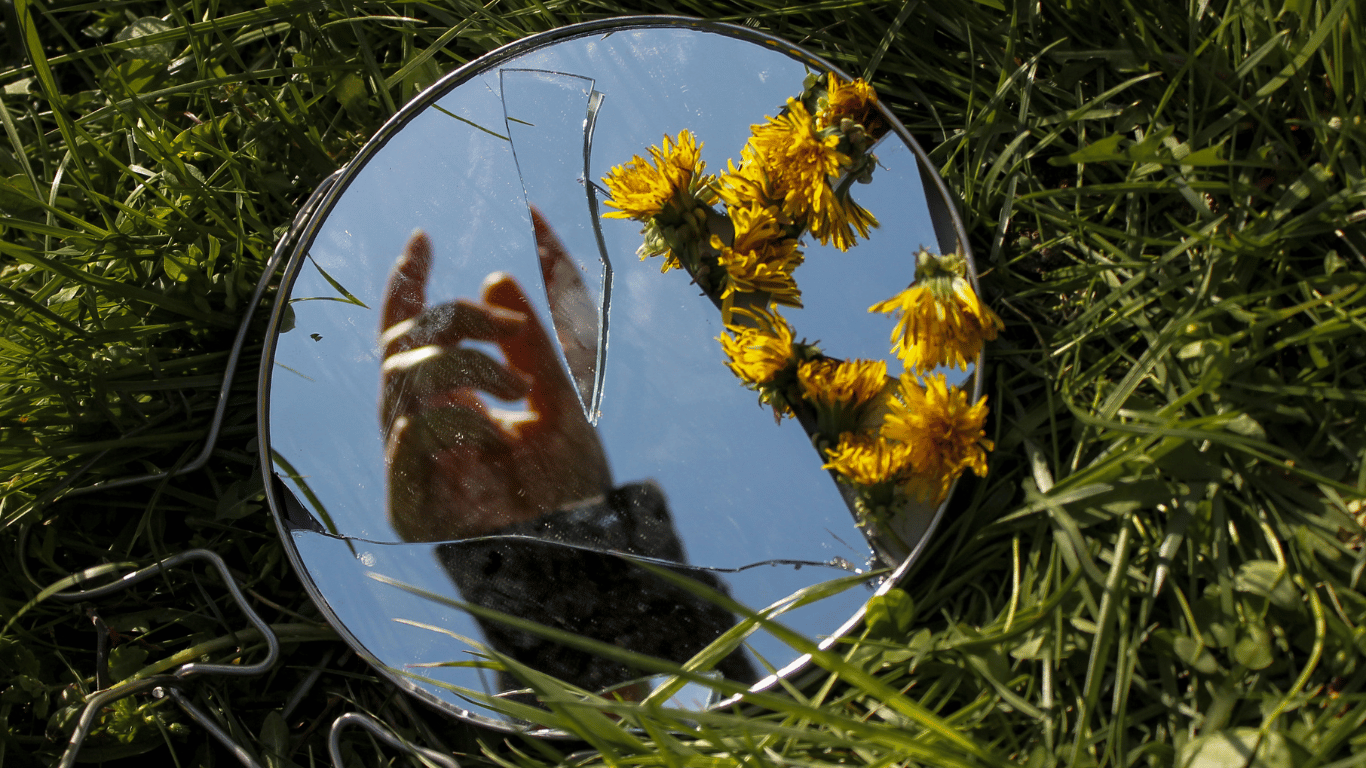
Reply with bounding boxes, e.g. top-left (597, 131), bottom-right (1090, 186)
top-left (499, 67), bottom-right (606, 424)
top-left (583, 88), bottom-right (611, 423)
